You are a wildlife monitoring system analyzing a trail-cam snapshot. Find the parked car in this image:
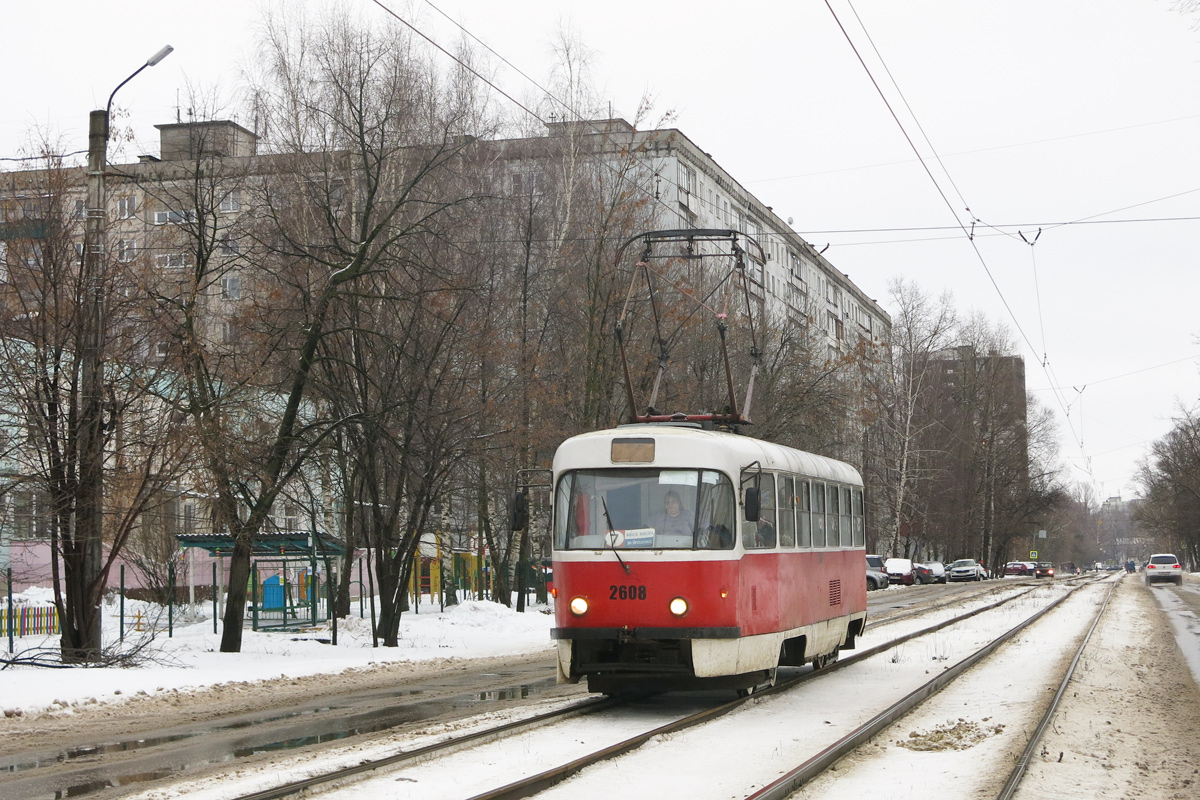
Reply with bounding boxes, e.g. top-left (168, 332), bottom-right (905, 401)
top-left (1033, 562), bottom-right (1055, 578)
top-left (948, 558), bottom-right (987, 582)
top-left (915, 561), bottom-right (947, 584)
top-left (866, 554), bottom-right (890, 590)
top-left (1145, 553), bottom-right (1184, 586)
top-left (1003, 561), bottom-right (1035, 576)
top-left (884, 557), bottom-right (917, 586)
